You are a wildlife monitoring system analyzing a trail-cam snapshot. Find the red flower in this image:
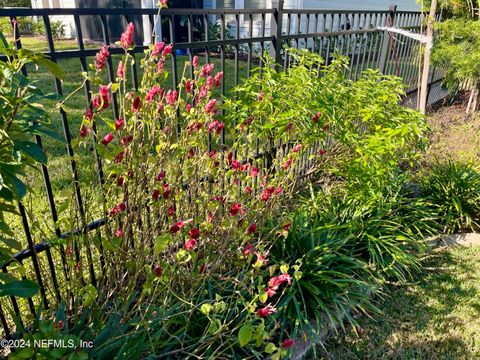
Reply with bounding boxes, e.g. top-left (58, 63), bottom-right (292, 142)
top-left (261, 190), bottom-right (271, 202)
top-left (115, 151), bottom-right (125, 164)
top-left (115, 118), bottom-right (125, 131)
top-left (206, 76), bottom-right (214, 90)
top-left (162, 183), bottom-right (171, 199)
top-left (247, 223), bottom-right (257, 235)
top-left (80, 125), bottom-right (88, 138)
top-left (184, 238), bottom-right (197, 250)
top-left (115, 228), bottom-right (124, 238)
top-left (145, 85), bottom-right (163, 103)
top-left (243, 243), bottom-right (252, 256)
top-left (66, 245), bottom-right (72, 257)
top-left (166, 90), bottom-right (178, 106)
top-left (318, 149), bottom-right (326, 156)
top-left (323, 124), bottom-right (329, 132)
top-left (293, 143), bottom-right (302, 153)
top-left (131, 96), bottom-right (141, 112)
top-left (167, 206), bottom-right (175, 216)
top-left (121, 22), bottom-right (134, 49)
top-left (162, 44), bottom-right (173, 56)
top-left (185, 80), bottom-right (192, 93)
top-left (117, 176), bottom-right (124, 186)
top-left (229, 203), bottom-right (242, 216)
top-left (192, 55), bottom-right (199, 67)
top-left (121, 134), bottom-right (133, 146)
top-left (84, 108), bottom-right (93, 121)
top-left (152, 41), bottom-right (165, 57)
top-left (256, 305), bottom-right (277, 318)
top-left (283, 223), bottom-right (291, 231)
top-left (205, 99), bottom-right (216, 113)
top-left (231, 159), bottom-right (241, 170)
top-left (282, 157), bottom-right (293, 170)
top-left (255, 252), bottom-right (268, 266)
top-left (188, 228), bottom-right (200, 239)
top-left (200, 63), bottom-right (214, 77)
top-left (94, 45), bottom-right (109, 71)
top-left (101, 132), bottom-right (114, 145)
top-left (245, 186), bottom-right (252, 194)
top-left (312, 111), bottom-right (321, 124)
top-left (109, 202), bottom-right (126, 216)
top-left (157, 59), bottom-right (165, 74)
top-left (214, 71), bottom-right (223, 86)
top-left (117, 60), bottom-right (125, 78)
top-left (170, 220), bottom-right (187, 234)
top-left (152, 189), bottom-right (160, 201)
top-left (207, 120), bottom-right (224, 134)
top-left (286, 122), bottom-right (293, 132)
top-left (156, 171), bottom-right (166, 182)
top-left (282, 338), bottom-right (294, 349)
top-left (94, 85), bottom-right (110, 110)
top-left (250, 166), bottom-right (259, 178)
top-left (54, 320), bottom-right (64, 330)
top-left (154, 264), bottom-right (163, 277)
